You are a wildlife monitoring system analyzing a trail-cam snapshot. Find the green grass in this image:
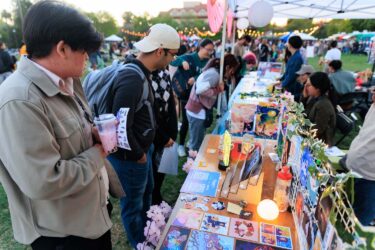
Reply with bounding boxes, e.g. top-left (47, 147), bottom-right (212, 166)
top-left (308, 54), bottom-right (372, 73)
